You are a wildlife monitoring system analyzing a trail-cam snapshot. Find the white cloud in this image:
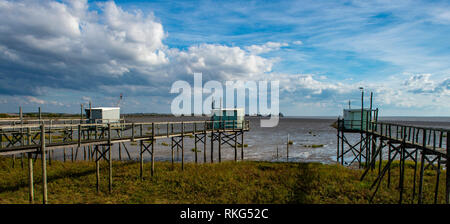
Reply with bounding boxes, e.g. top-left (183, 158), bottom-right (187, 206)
top-left (26, 96), bottom-right (46, 105)
top-left (293, 40), bottom-right (303, 45)
top-left (0, 0), bottom-right (168, 79)
top-left (168, 44), bottom-right (274, 81)
top-left (245, 42), bottom-right (288, 54)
